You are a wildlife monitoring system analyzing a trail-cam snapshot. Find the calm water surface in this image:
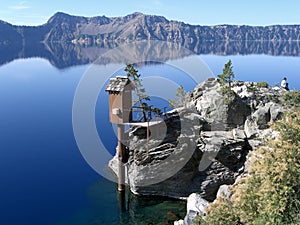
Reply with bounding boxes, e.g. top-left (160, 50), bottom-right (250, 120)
top-left (0, 51), bottom-right (299, 225)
